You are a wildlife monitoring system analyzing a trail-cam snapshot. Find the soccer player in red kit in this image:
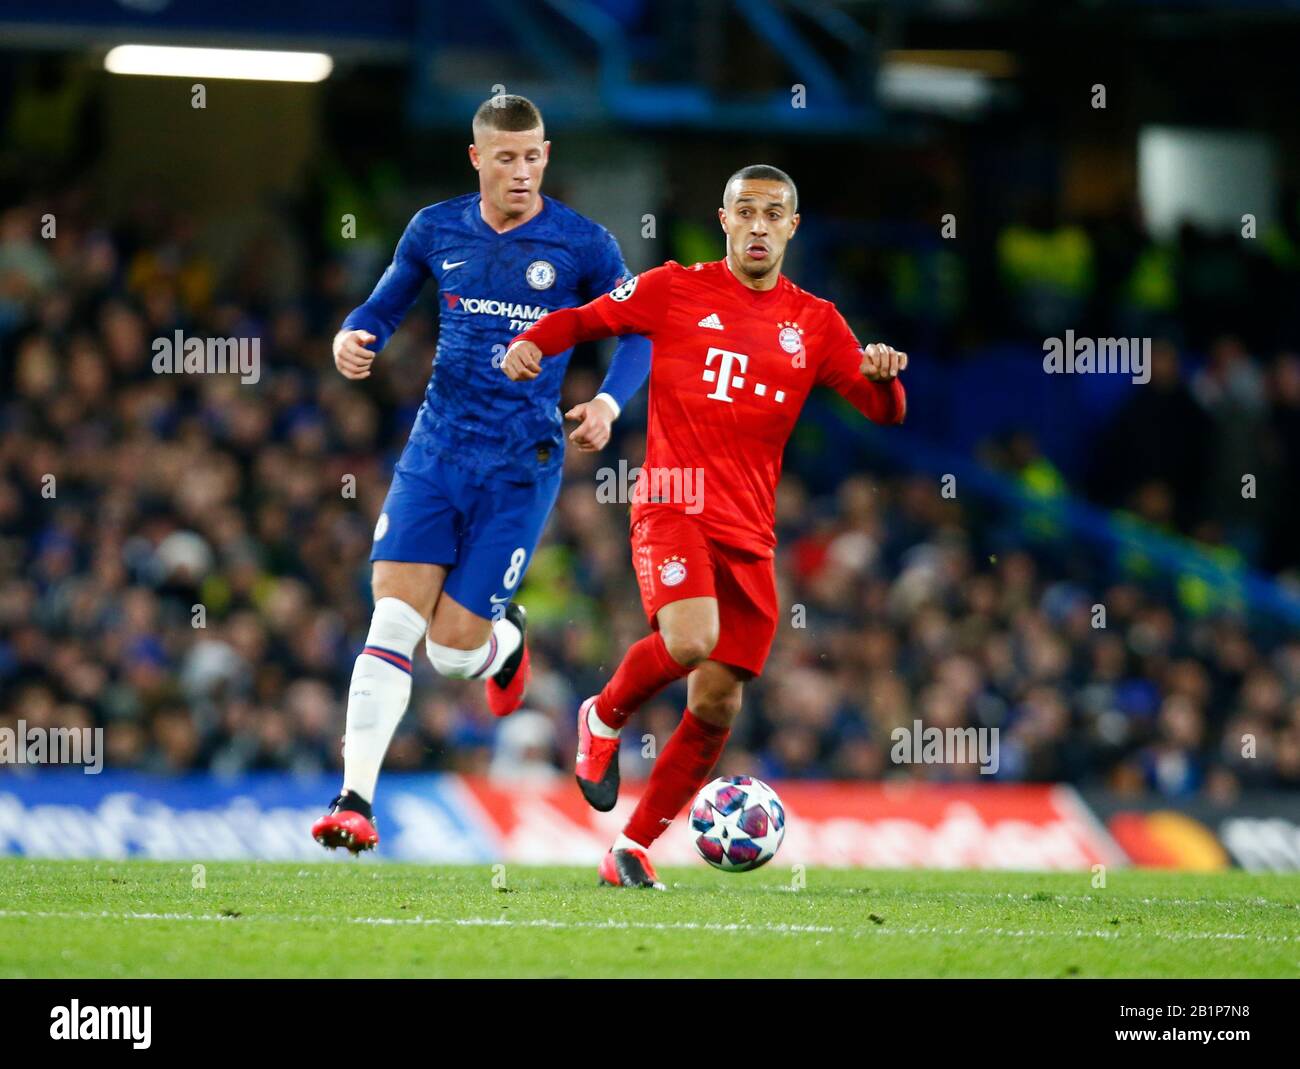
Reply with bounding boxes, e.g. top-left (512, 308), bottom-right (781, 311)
top-left (504, 165), bottom-right (907, 888)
